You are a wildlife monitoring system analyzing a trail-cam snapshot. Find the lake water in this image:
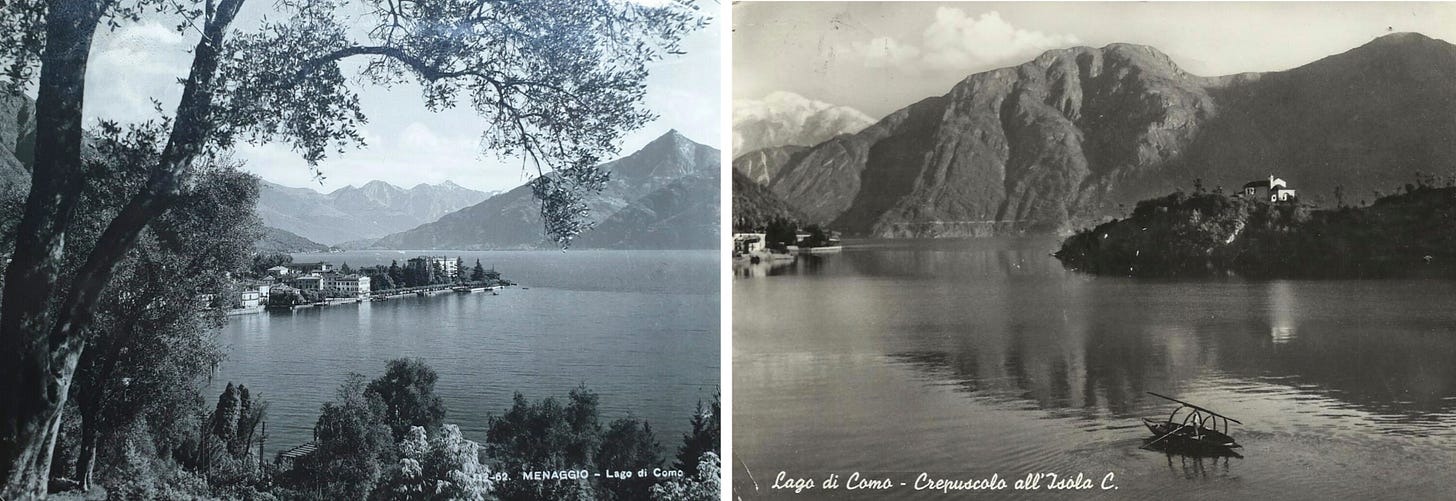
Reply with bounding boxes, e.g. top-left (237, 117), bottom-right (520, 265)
top-left (214, 250), bottom-right (718, 452)
top-left (732, 238), bottom-right (1456, 499)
